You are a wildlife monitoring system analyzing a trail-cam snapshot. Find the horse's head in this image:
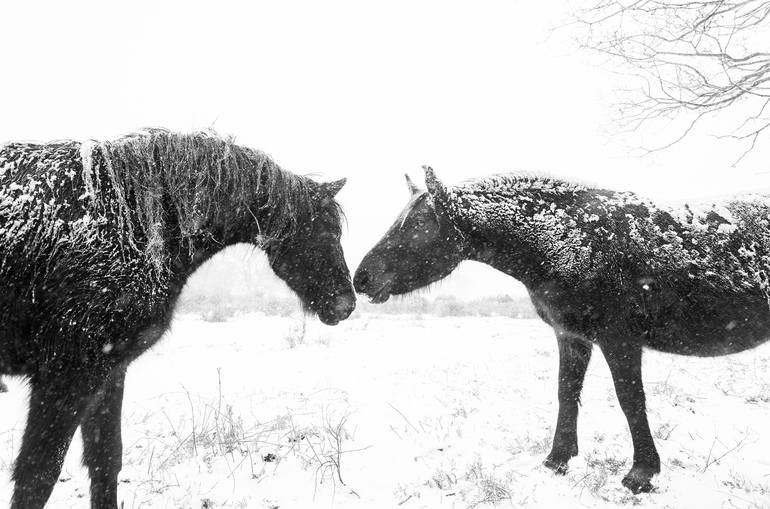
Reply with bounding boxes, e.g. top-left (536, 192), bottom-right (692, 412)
top-left (354, 166), bottom-right (465, 303)
top-left (265, 178), bottom-right (356, 325)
